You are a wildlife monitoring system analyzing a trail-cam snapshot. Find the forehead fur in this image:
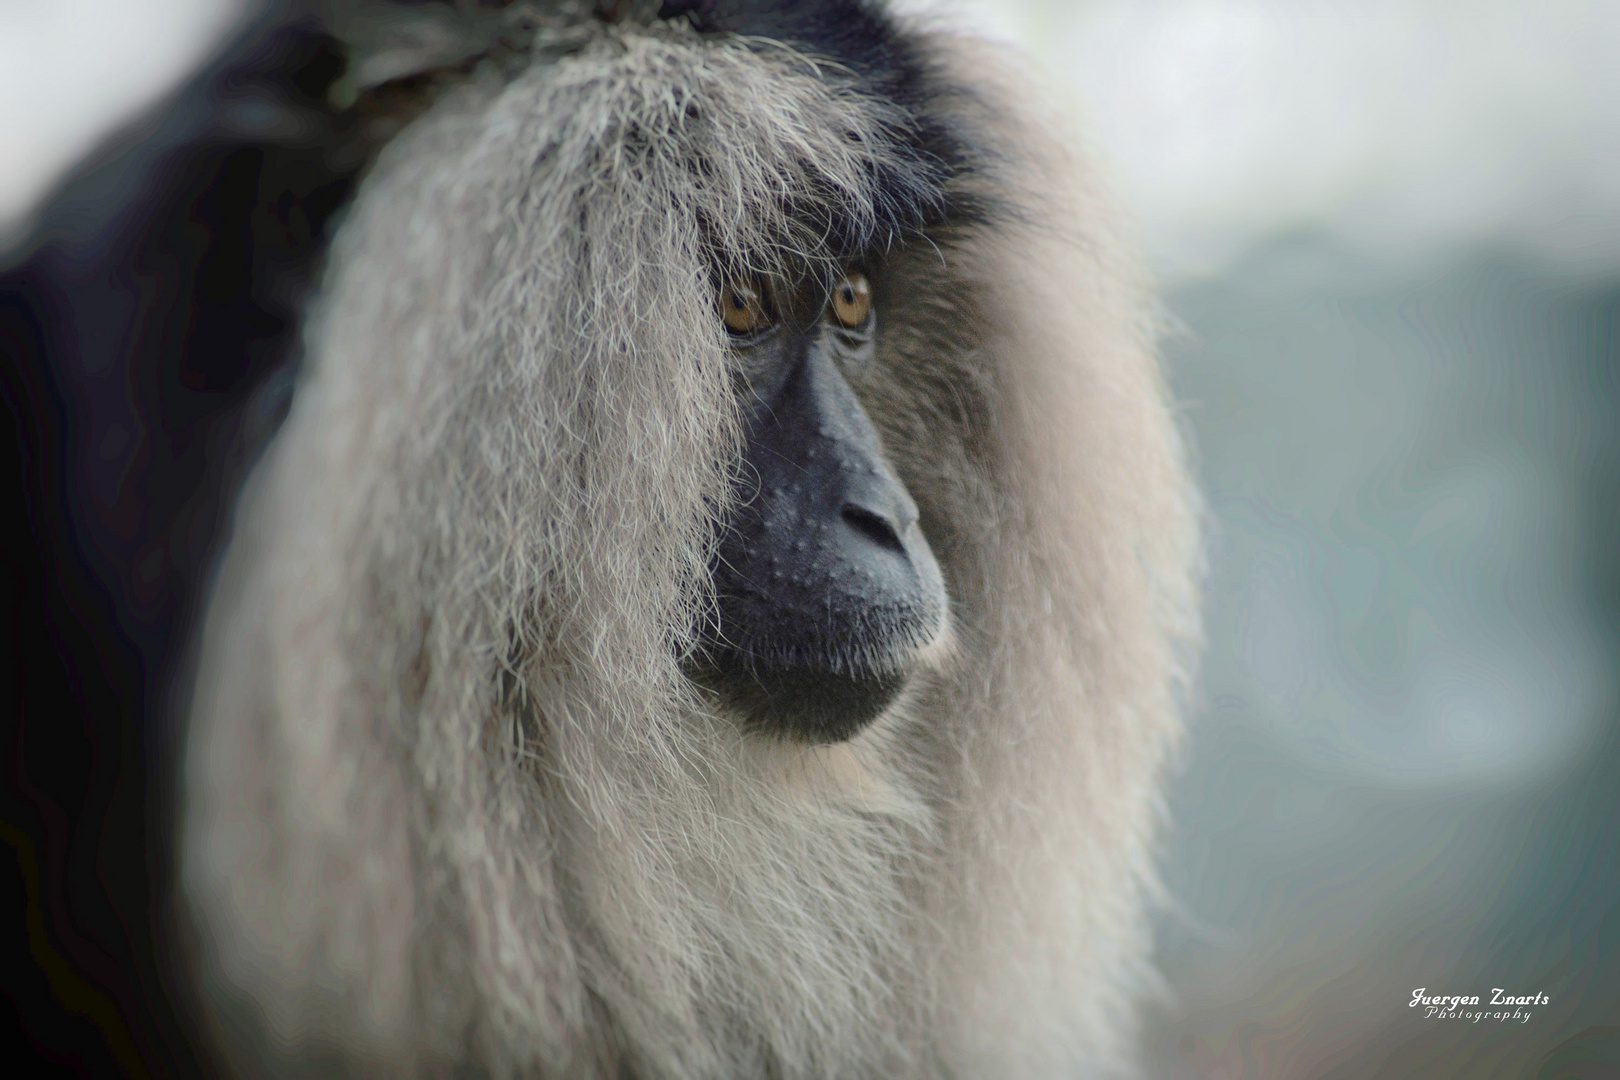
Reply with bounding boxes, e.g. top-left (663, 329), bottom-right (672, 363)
top-left (482, 24), bottom-right (963, 281)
